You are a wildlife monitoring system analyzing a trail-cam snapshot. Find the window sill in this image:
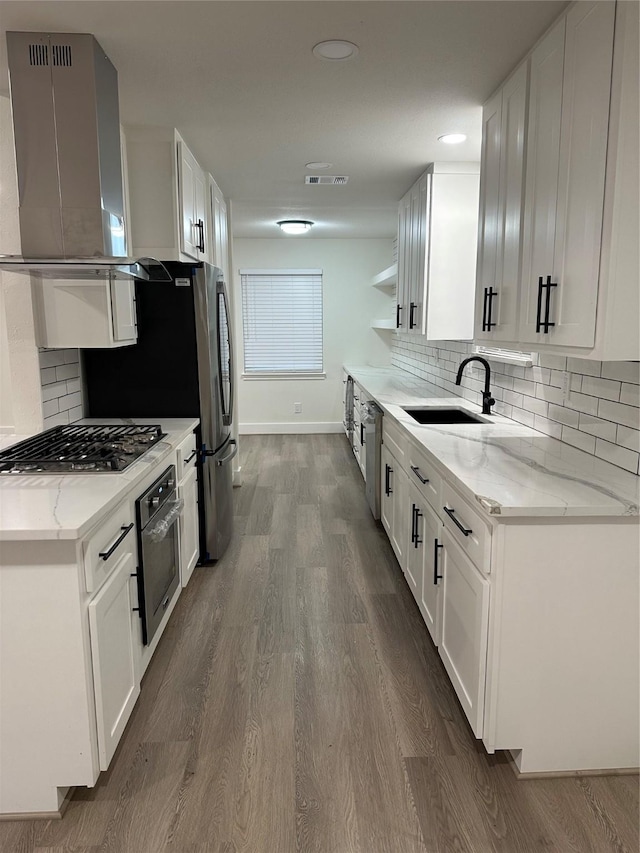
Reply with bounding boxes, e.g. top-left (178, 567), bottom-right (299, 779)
top-left (241, 372), bottom-right (327, 381)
